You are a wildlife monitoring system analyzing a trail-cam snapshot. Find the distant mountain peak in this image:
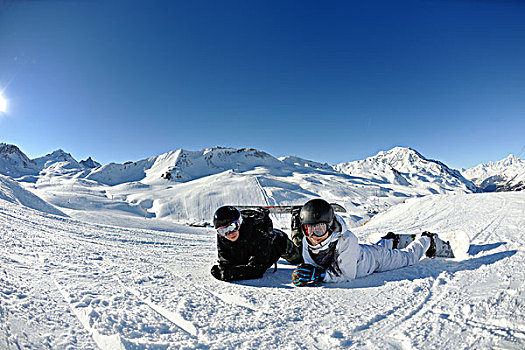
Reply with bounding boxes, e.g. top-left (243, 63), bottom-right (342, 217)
top-left (375, 146), bottom-right (425, 160)
top-left (0, 143), bottom-right (38, 177)
top-left (501, 154), bottom-right (521, 166)
top-left (46, 149), bottom-right (73, 158)
top-left (335, 146), bottom-right (477, 193)
top-left (80, 157), bottom-right (101, 169)
top-left (0, 143), bottom-right (32, 159)
top-left (33, 148), bottom-right (81, 170)
top-left (462, 154), bottom-right (525, 192)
